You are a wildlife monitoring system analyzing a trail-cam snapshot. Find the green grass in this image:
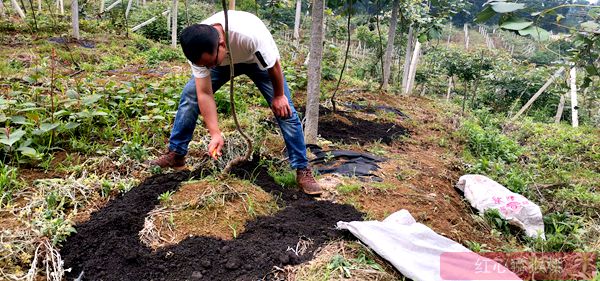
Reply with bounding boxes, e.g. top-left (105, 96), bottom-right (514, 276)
top-left (460, 112), bottom-right (600, 253)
